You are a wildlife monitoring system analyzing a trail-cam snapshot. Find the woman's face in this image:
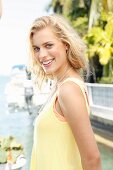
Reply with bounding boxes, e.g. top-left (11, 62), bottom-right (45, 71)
top-left (32, 27), bottom-right (69, 76)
